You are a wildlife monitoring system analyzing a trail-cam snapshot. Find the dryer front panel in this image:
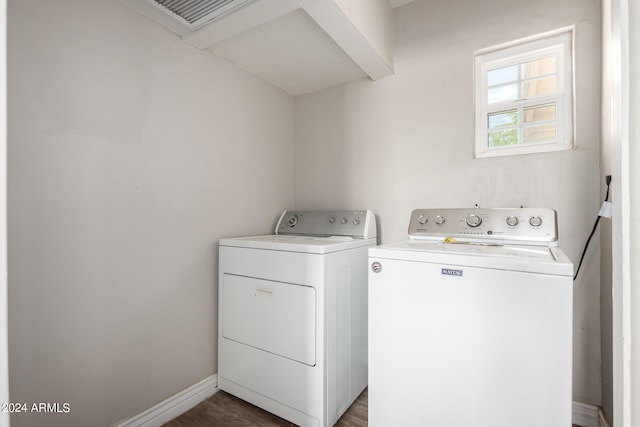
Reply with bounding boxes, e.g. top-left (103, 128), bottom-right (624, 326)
top-left (221, 274), bottom-right (316, 366)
